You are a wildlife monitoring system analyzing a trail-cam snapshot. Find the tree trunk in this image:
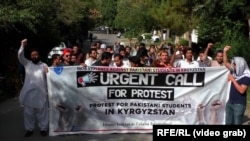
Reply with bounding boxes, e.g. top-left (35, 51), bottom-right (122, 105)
top-left (188, 30), bottom-right (192, 47)
top-left (160, 28), bottom-right (163, 41)
top-left (106, 28), bottom-right (109, 34)
top-left (166, 28), bottom-right (170, 39)
top-left (248, 18), bottom-right (250, 40)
